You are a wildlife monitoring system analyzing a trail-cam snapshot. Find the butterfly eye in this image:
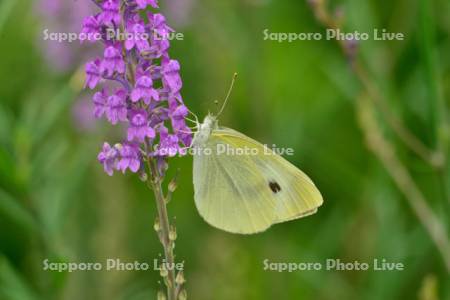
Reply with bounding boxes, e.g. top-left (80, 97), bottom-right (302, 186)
top-left (269, 181), bottom-right (282, 194)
